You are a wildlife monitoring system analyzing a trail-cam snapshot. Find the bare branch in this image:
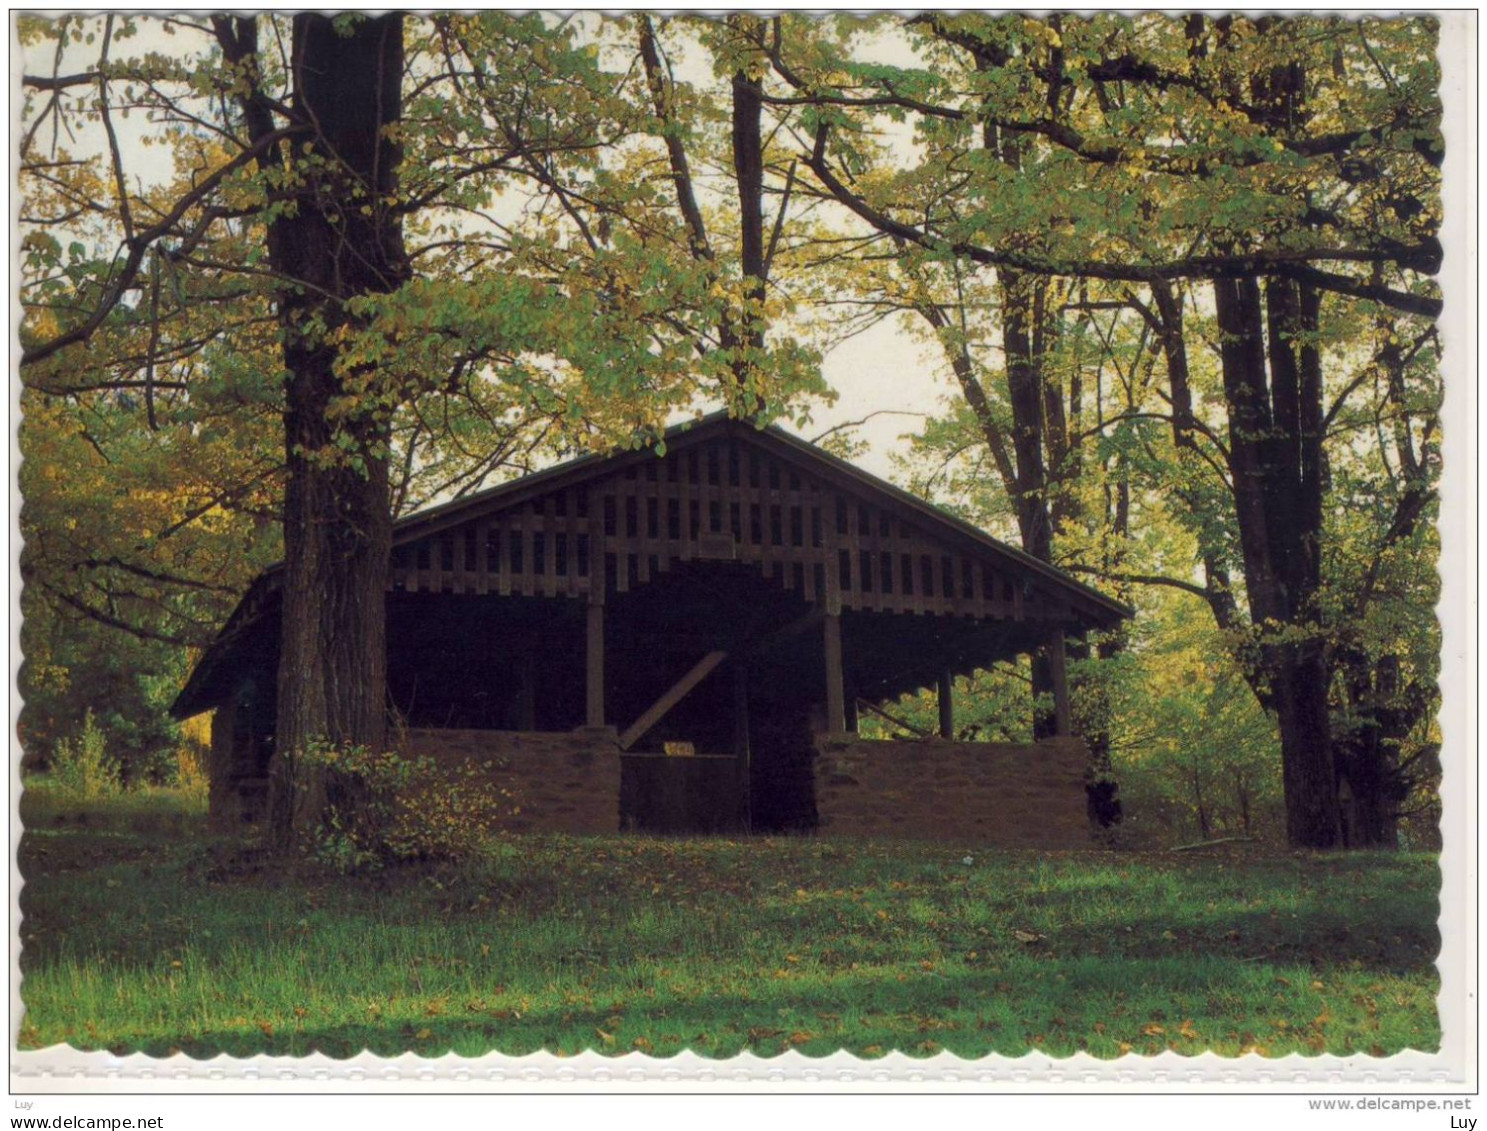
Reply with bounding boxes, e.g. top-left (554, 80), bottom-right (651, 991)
top-left (808, 409), bottom-right (928, 445)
